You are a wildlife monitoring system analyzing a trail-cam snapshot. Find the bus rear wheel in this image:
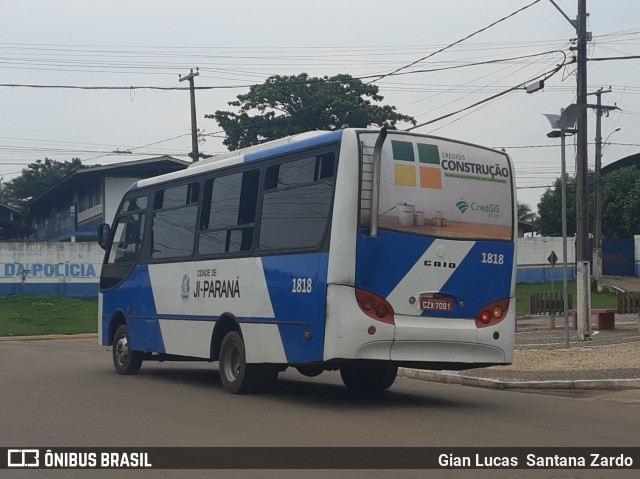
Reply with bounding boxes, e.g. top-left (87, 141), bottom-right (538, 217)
top-left (340, 361), bottom-right (397, 393)
top-left (112, 324), bottom-right (143, 375)
top-left (219, 331), bottom-right (264, 394)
